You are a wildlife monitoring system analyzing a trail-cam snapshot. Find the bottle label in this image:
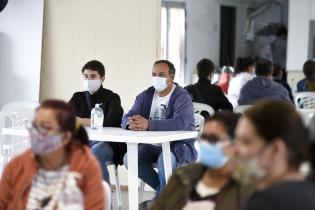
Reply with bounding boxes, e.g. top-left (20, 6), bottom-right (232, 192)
top-left (94, 115), bottom-right (103, 127)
